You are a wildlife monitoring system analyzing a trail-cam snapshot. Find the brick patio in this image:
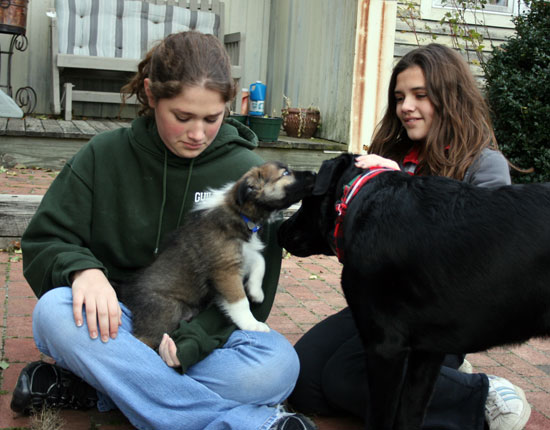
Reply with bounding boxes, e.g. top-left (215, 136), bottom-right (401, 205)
top-left (1, 166), bottom-right (550, 429)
